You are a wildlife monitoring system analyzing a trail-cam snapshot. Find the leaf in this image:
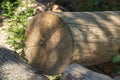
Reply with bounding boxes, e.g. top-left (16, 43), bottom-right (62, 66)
top-left (113, 65), bottom-right (120, 74)
top-left (112, 54), bottom-right (120, 63)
